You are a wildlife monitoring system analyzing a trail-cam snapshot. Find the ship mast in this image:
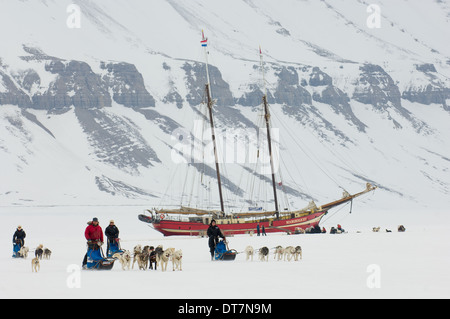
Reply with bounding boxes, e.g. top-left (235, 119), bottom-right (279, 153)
top-left (201, 31), bottom-right (225, 214)
top-left (259, 46), bottom-right (280, 219)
